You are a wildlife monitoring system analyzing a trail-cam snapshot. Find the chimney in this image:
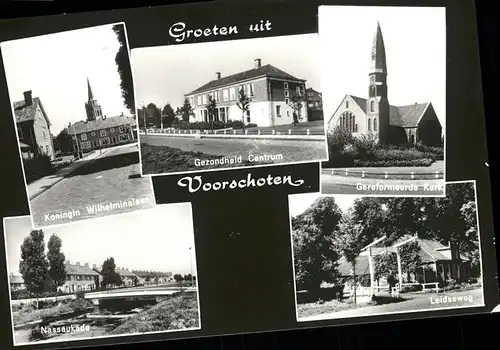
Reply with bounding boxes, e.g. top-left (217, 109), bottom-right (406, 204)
top-left (216, 72), bottom-right (221, 80)
top-left (254, 58), bottom-right (262, 69)
top-left (92, 264), bottom-right (96, 269)
top-left (76, 262), bottom-right (80, 266)
top-left (23, 91), bottom-right (33, 106)
top-left (84, 263), bottom-right (89, 267)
